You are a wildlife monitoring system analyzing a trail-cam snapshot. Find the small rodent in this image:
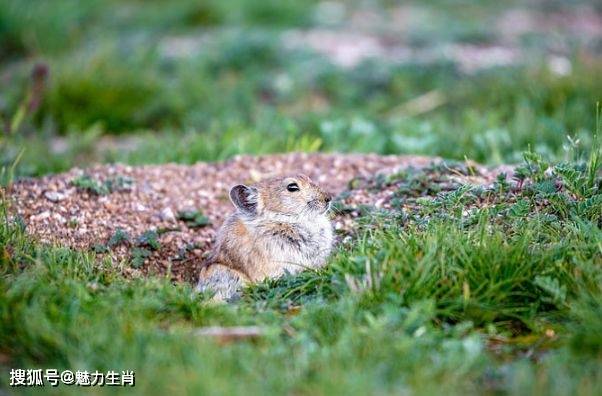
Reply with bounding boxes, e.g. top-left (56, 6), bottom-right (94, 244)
top-left (197, 174), bottom-right (333, 301)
